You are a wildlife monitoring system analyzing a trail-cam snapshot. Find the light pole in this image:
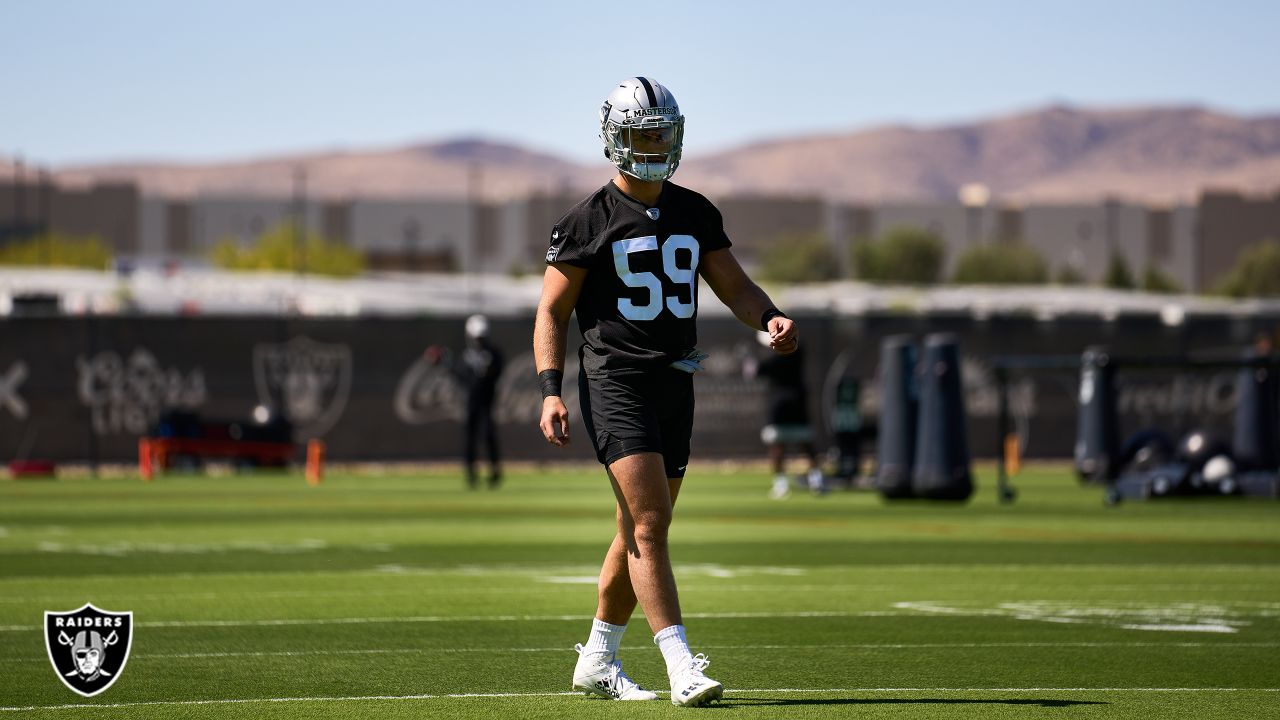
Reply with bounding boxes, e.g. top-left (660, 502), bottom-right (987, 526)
top-left (466, 163), bottom-right (482, 309)
top-left (403, 218), bottom-right (421, 273)
top-left (293, 165), bottom-right (307, 276)
top-left (959, 183), bottom-right (991, 248)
